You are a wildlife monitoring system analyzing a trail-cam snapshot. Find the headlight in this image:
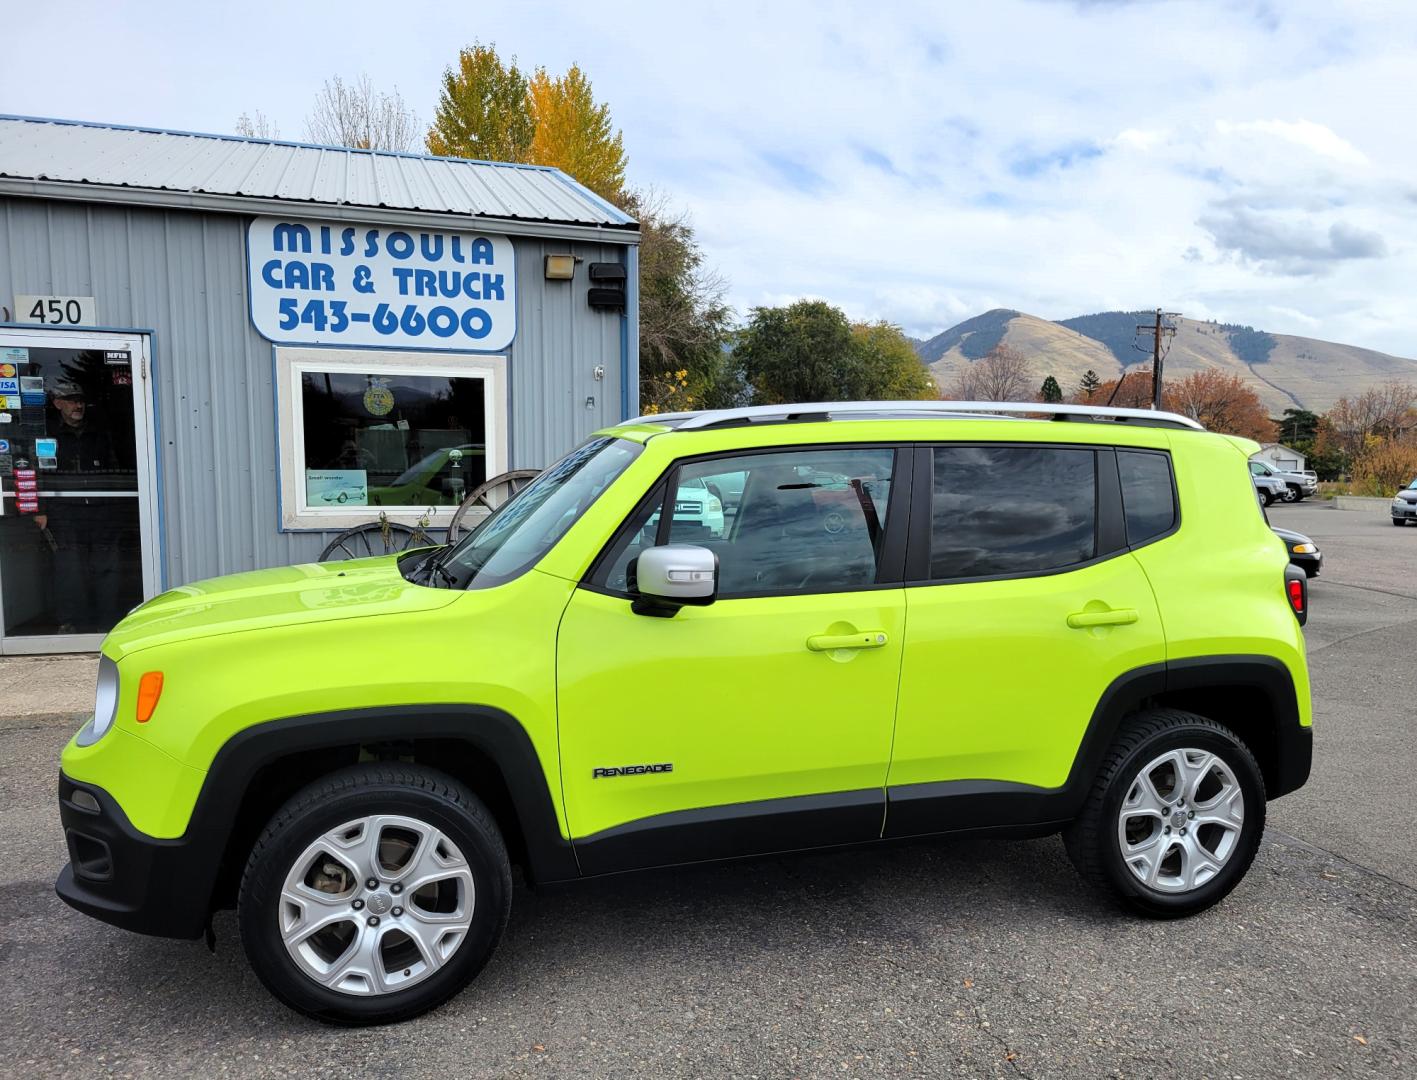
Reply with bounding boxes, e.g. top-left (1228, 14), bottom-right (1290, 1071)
top-left (1291, 543), bottom-right (1317, 554)
top-left (75, 655), bottom-right (120, 747)
top-left (1395, 496), bottom-right (1408, 506)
